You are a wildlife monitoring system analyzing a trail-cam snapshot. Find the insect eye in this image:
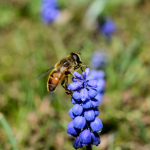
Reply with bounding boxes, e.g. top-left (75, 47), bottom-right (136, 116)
top-left (71, 53), bottom-right (82, 64)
